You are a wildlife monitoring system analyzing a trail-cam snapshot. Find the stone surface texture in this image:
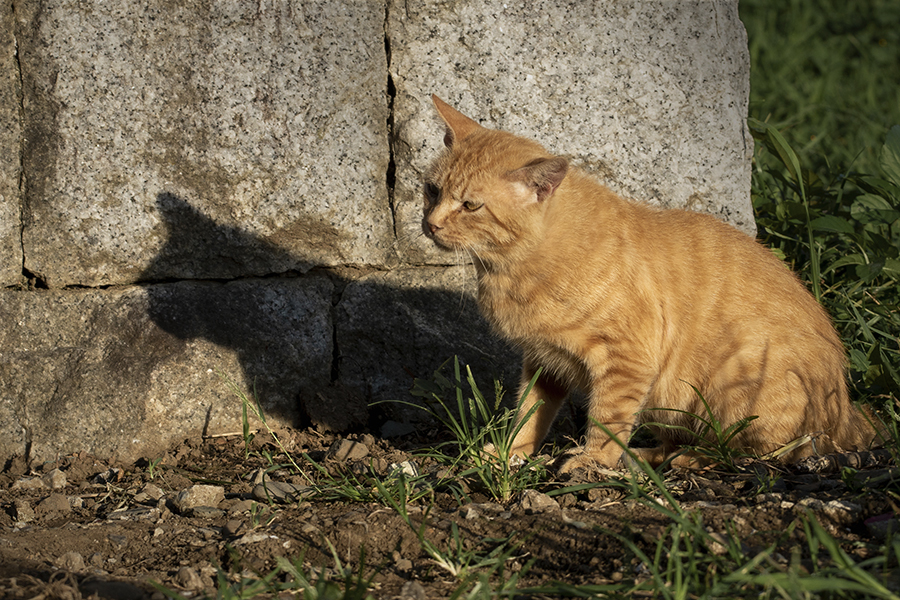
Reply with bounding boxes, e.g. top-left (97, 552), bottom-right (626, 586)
top-left (0, 0), bottom-right (752, 461)
top-left (16, 0), bottom-right (391, 288)
top-left (390, 0), bottom-right (753, 263)
top-left (0, 3), bottom-right (21, 285)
